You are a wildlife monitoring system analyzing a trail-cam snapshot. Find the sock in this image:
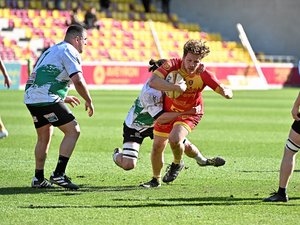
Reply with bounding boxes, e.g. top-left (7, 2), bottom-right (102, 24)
top-left (194, 153), bottom-right (207, 165)
top-left (54, 155), bottom-right (69, 176)
top-left (35, 169), bottom-right (44, 180)
top-left (173, 159), bottom-right (183, 165)
top-left (153, 176), bottom-right (161, 183)
top-left (278, 187), bottom-right (287, 196)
